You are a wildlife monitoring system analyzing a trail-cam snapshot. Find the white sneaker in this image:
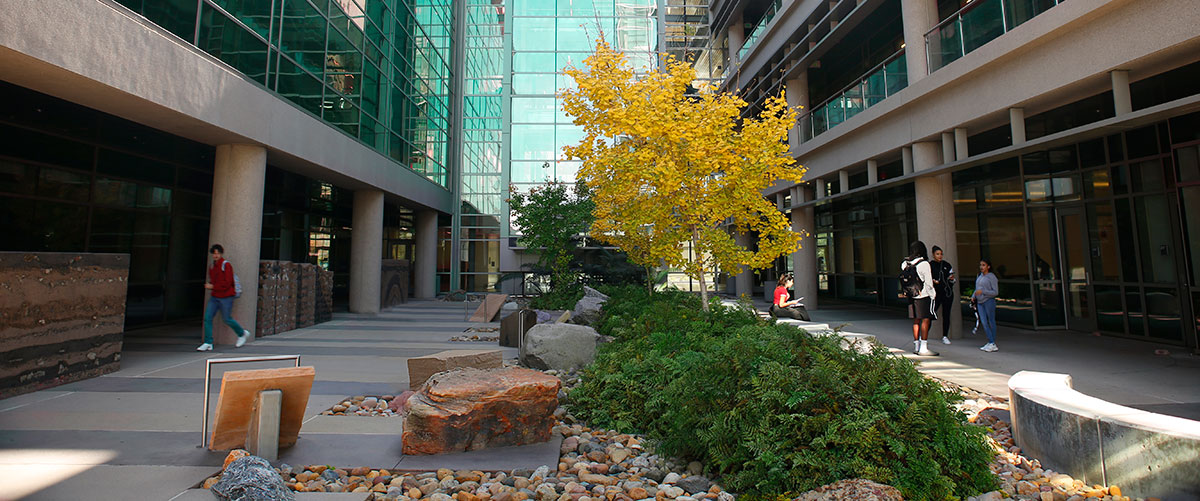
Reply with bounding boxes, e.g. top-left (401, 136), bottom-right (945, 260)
top-left (917, 348), bottom-right (940, 356)
top-left (984, 344), bottom-right (999, 352)
top-left (980, 343), bottom-right (994, 351)
top-left (942, 336), bottom-right (951, 345)
top-left (236, 331), bottom-right (249, 348)
top-left (196, 343), bottom-right (213, 352)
